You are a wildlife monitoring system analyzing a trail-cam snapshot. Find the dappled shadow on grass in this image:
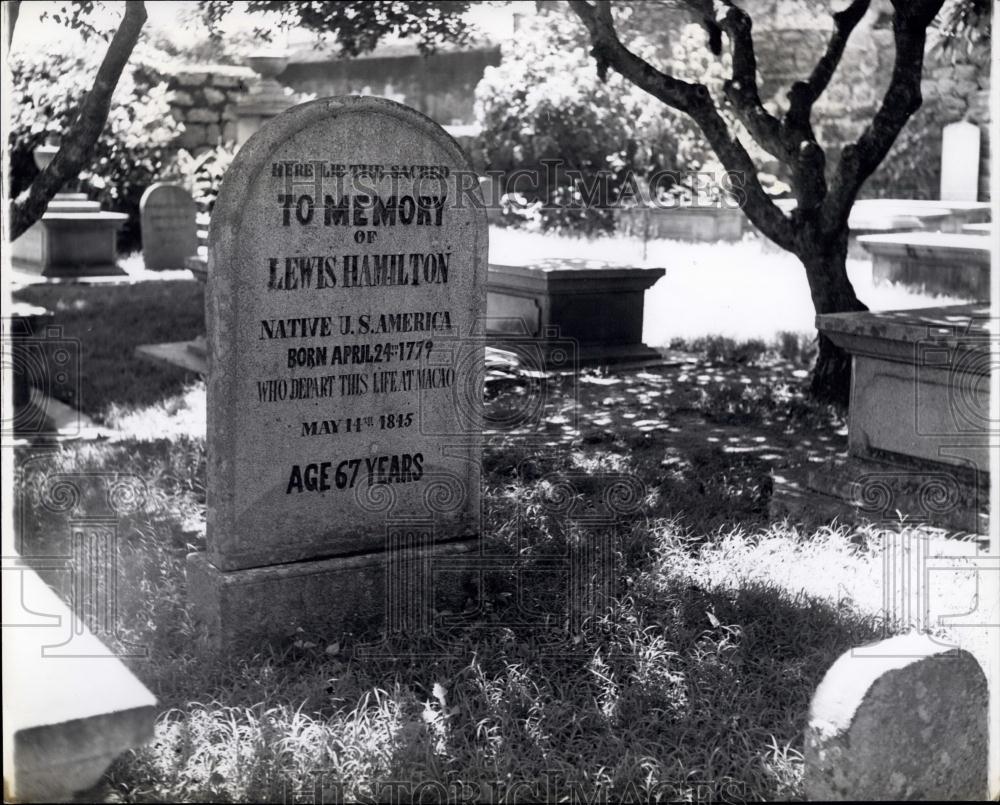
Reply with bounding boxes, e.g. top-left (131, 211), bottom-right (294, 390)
top-left (12, 339), bottom-right (868, 802)
top-left (13, 437), bottom-right (879, 803)
top-left (483, 343), bottom-right (845, 536)
top-left (95, 534), bottom-right (880, 803)
top-left (13, 280), bottom-right (205, 423)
